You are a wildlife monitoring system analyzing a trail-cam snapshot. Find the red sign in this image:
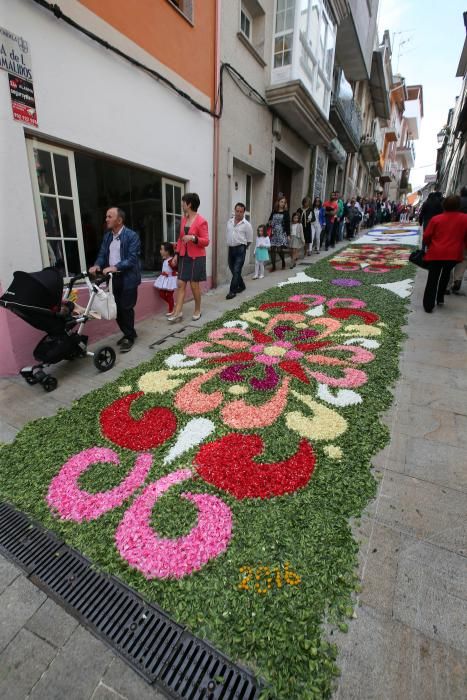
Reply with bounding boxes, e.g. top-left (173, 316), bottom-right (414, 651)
top-left (8, 74), bottom-right (37, 127)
